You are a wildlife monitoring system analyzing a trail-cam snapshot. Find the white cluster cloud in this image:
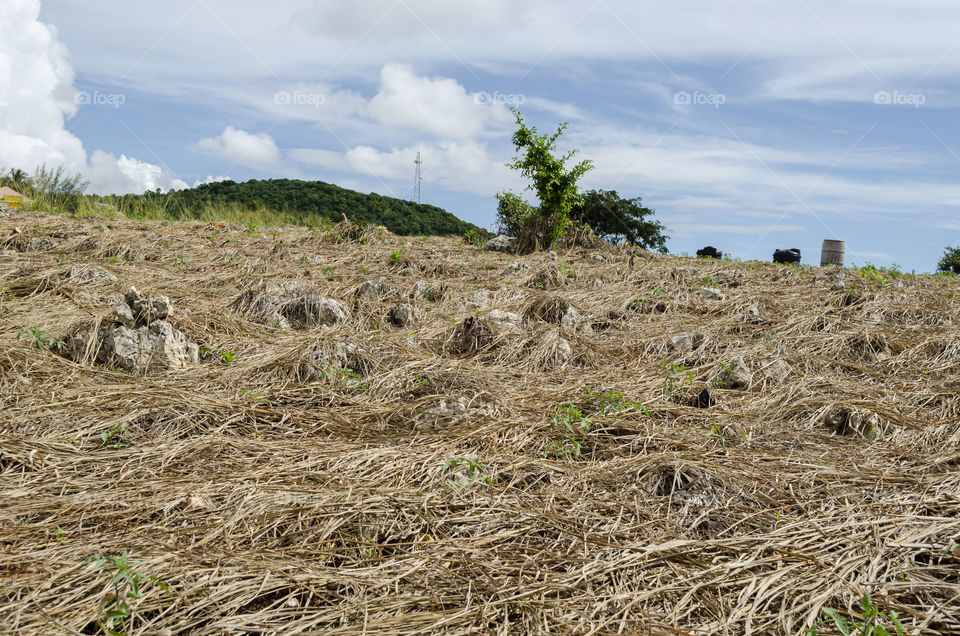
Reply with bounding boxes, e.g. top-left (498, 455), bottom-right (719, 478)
top-left (196, 126), bottom-right (281, 168)
top-left (0, 0), bottom-right (182, 194)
